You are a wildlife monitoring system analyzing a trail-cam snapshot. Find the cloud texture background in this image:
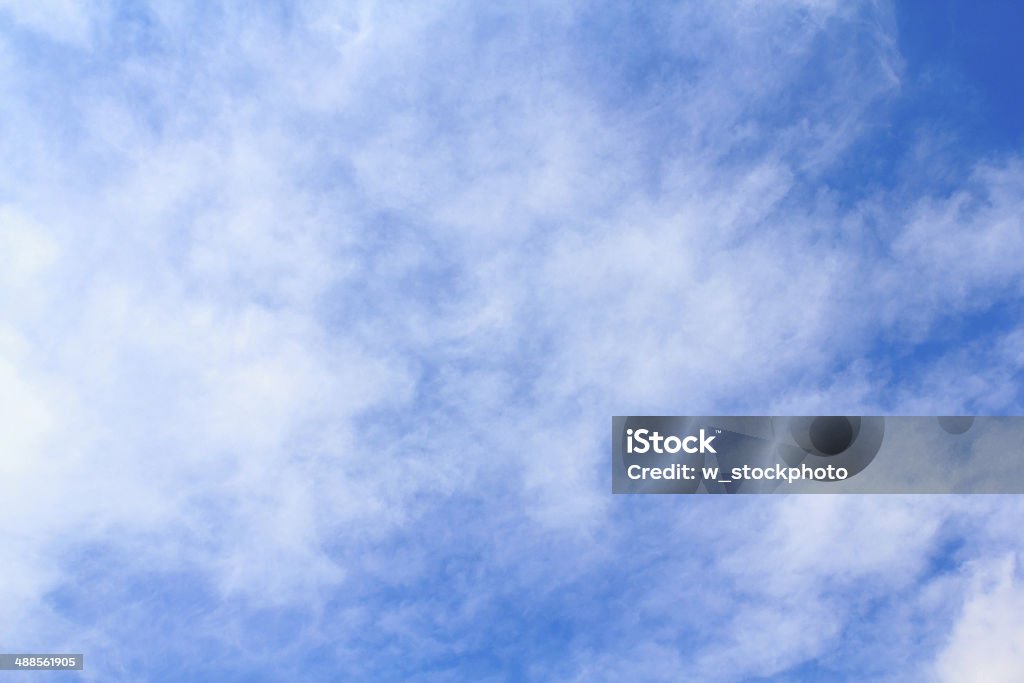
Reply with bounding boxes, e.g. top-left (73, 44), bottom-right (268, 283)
top-left (0, 1), bottom-right (1022, 680)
